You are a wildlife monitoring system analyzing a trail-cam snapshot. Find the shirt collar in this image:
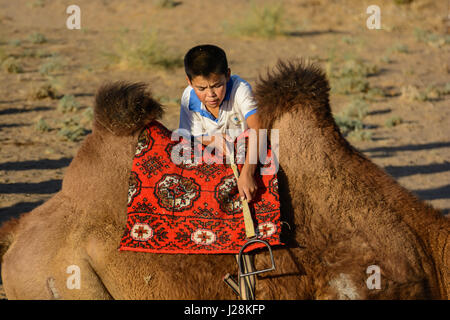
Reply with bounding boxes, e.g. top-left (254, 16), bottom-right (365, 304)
top-left (223, 76), bottom-right (234, 101)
